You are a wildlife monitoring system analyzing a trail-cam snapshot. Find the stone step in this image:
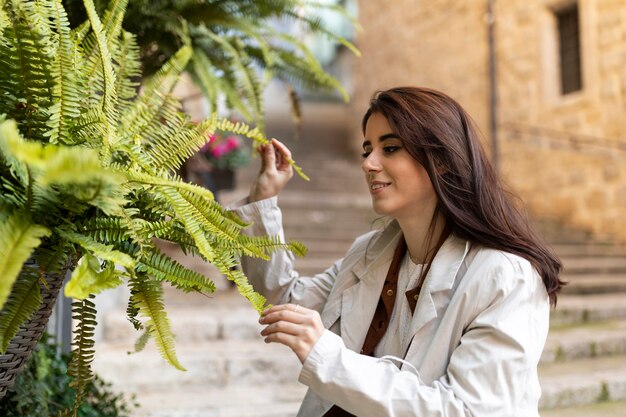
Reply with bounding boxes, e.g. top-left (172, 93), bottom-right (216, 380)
top-left (552, 244), bottom-right (626, 258)
top-left (293, 256), bottom-right (343, 277)
top-left (281, 207), bottom-right (376, 231)
top-left (108, 286), bottom-right (626, 365)
top-left (276, 190), bottom-right (371, 210)
top-left (561, 274), bottom-right (626, 295)
top-left (287, 237), bottom-right (357, 257)
top-left (539, 354), bottom-right (626, 409)
top-left (135, 385), bottom-right (305, 417)
top-left (561, 257), bottom-right (626, 275)
top-left (102, 304), bottom-right (261, 344)
top-left (541, 399), bottom-right (626, 417)
top-left (551, 293), bottom-right (626, 326)
top-left (542, 320), bottom-right (626, 363)
top-left (96, 336), bottom-right (626, 413)
top-left (92, 340), bottom-right (301, 392)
